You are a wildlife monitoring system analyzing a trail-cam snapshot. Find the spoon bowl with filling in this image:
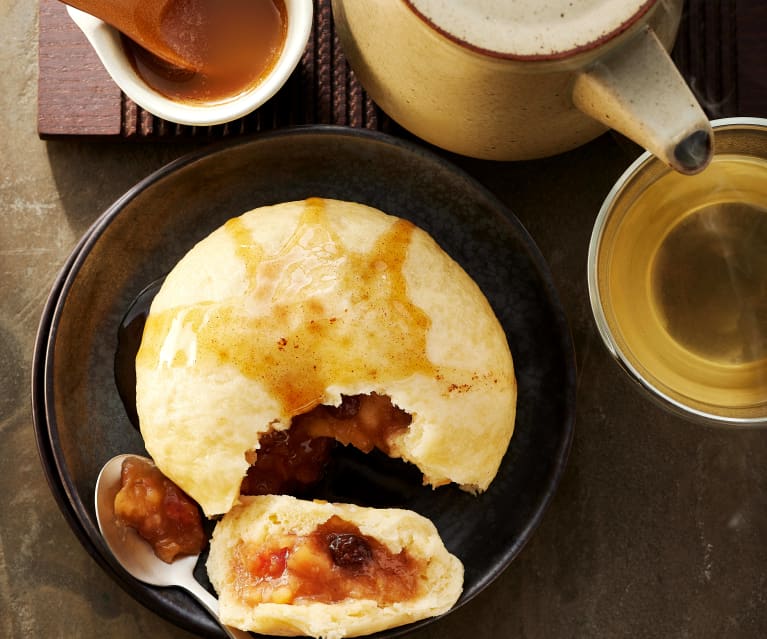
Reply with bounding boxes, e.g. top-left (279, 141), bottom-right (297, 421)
top-left (94, 454), bottom-right (252, 639)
